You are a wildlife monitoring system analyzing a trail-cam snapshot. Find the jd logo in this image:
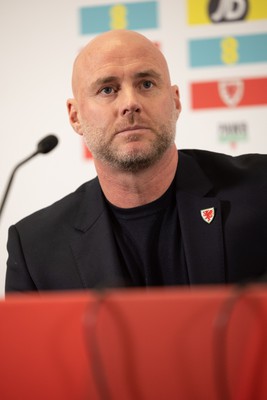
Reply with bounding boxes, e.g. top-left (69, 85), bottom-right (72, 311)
top-left (208, 0), bottom-right (249, 22)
